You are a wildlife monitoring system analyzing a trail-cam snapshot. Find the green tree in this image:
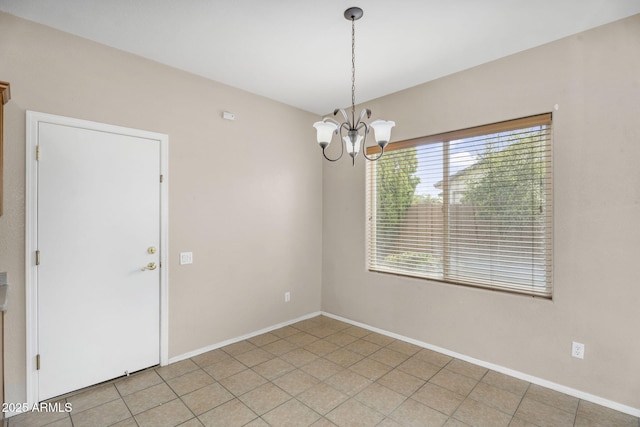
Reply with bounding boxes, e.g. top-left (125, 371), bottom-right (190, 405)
top-left (461, 130), bottom-right (546, 228)
top-left (376, 148), bottom-right (420, 228)
top-left (413, 193), bottom-right (442, 205)
top-left (375, 148), bottom-right (420, 261)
